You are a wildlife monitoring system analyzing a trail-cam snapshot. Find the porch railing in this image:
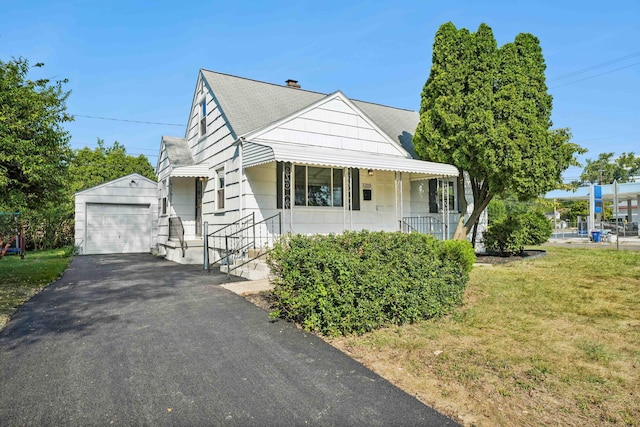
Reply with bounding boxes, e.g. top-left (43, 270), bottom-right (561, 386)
top-left (206, 213), bottom-right (255, 262)
top-left (400, 216), bottom-right (451, 240)
top-left (169, 216), bottom-right (187, 257)
top-left (223, 213), bottom-right (281, 278)
top-left (203, 212), bottom-right (282, 274)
